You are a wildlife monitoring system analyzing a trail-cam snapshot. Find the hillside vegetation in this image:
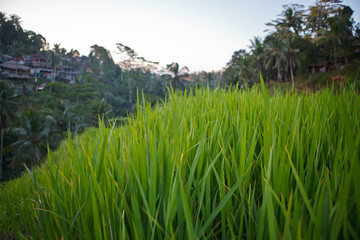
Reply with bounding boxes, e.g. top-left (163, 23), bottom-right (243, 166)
top-left (2, 0), bottom-right (360, 180)
top-left (1, 81), bottom-right (359, 239)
